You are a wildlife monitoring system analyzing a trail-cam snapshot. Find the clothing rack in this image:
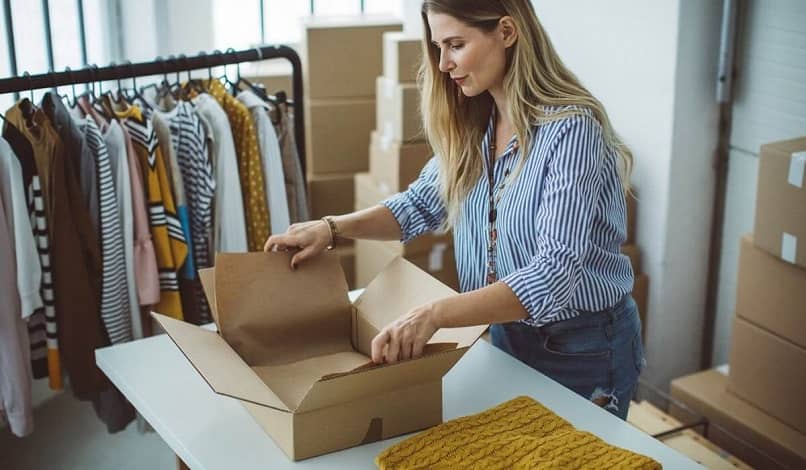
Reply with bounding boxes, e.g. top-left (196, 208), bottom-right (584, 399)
top-left (0, 45), bottom-right (307, 175)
